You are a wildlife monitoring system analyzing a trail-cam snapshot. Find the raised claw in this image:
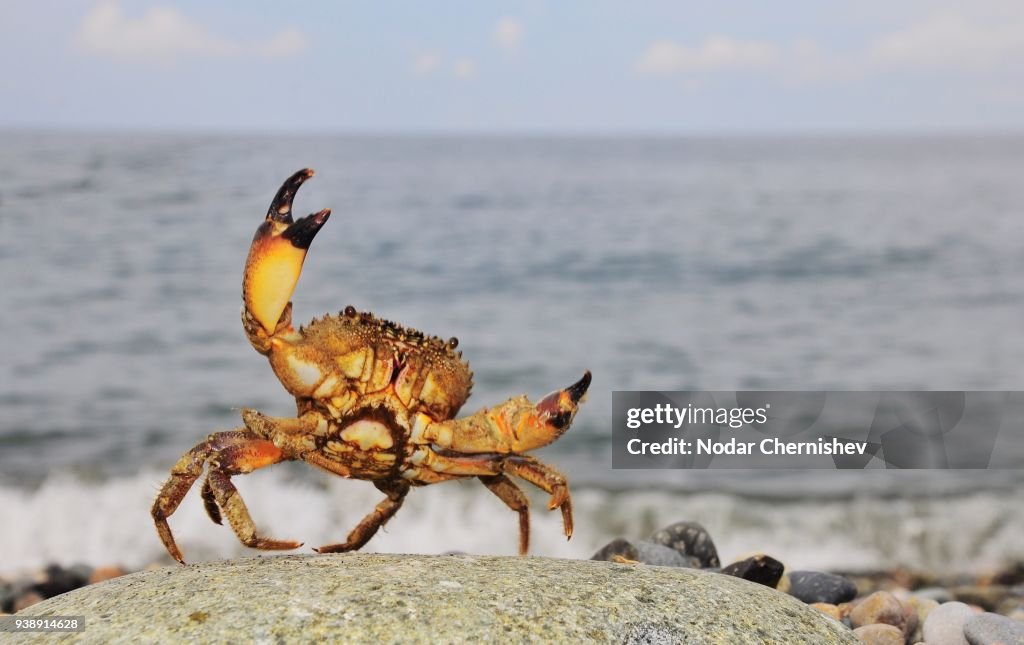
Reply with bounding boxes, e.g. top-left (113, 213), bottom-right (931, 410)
top-left (536, 370), bottom-right (592, 431)
top-left (412, 371), bottom-right (592, 455)
top-left (242, 169), bottom-right (331, 337)
top-left (267, 168), bottom-right (315, 223)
